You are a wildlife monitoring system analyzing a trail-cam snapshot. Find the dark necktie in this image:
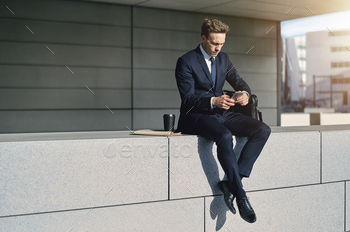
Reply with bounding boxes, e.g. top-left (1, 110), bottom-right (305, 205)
top-left (210, 57), bottom-right (216, 87)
